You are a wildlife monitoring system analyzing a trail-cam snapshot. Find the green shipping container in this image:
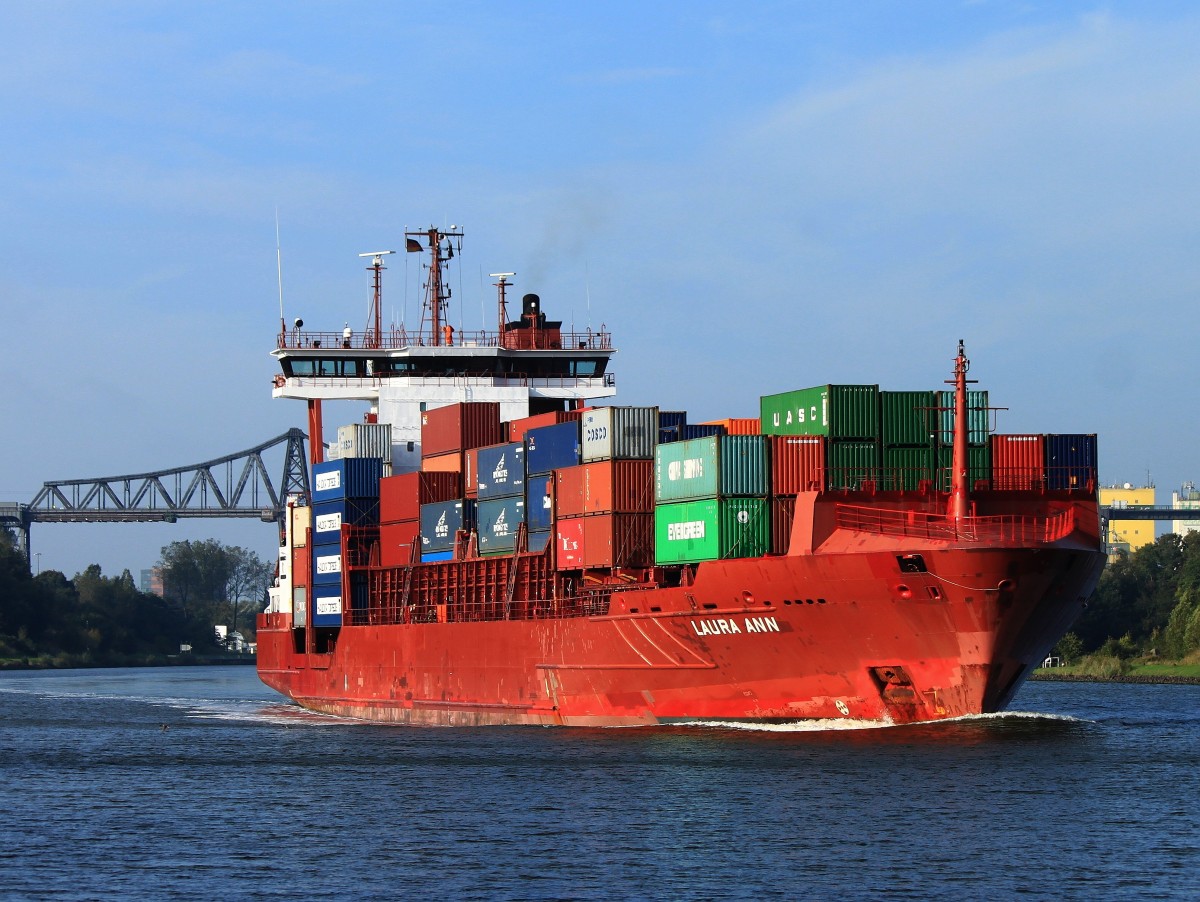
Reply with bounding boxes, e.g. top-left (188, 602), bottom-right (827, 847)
top-left (936, 444), bottom-right (992, 491)
top-left (882, 445), bottom-right (936, 491)
top-left (654, 435), bottom-right (769, 503)
top-left (879, 391), bottom-right (936, 447)
top-left (826, 441), bottom-right (881, 490)
top-left (937, 390), bottom-right (989, 446)
top-left (760, 384), bottom-right (879, 440)
top-left (654, 498), bottom-right (769, 564)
